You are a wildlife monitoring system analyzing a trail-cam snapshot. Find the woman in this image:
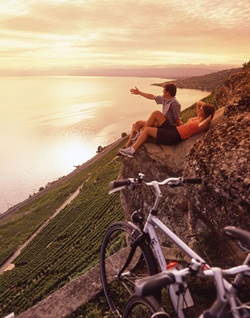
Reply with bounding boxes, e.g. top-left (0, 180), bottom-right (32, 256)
top-left (119, 101), bottom-right (215, 158)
